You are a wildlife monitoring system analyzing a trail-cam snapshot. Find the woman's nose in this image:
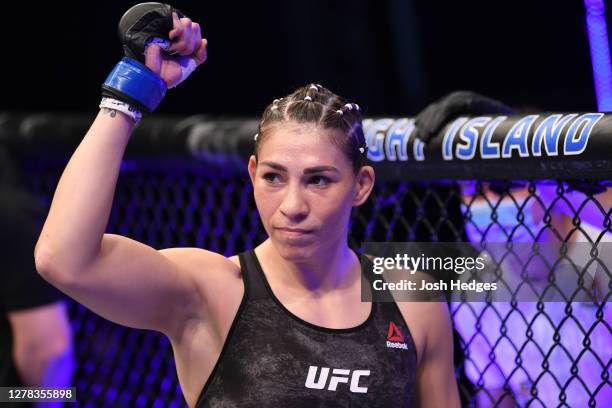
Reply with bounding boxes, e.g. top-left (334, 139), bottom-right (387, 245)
top-left (279, 185), bottom-right (309, 220)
